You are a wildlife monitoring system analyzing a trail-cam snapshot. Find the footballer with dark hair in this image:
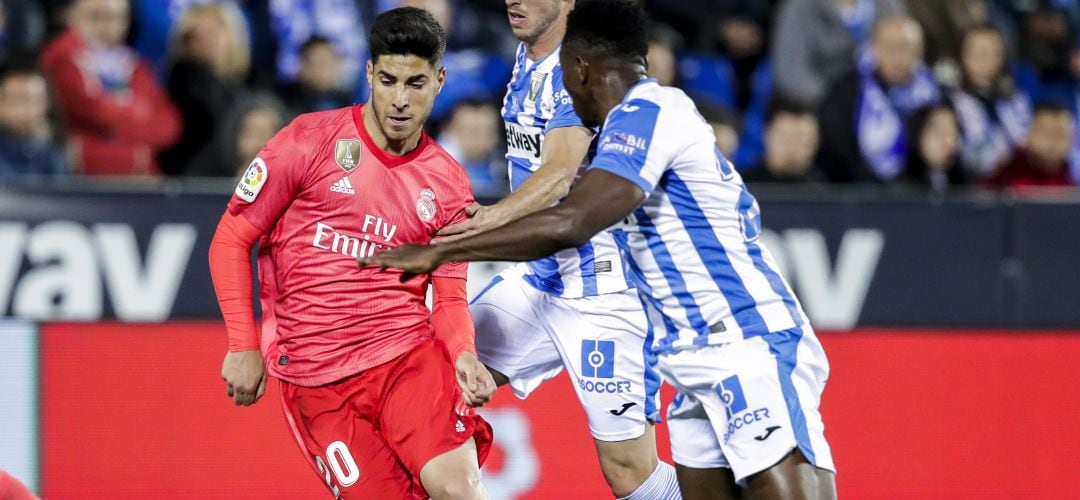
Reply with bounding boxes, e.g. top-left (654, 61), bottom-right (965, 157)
top-left (209, 7), bottom-right (494, 498)
top-left (363, 1), bottom-right (837, 498)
